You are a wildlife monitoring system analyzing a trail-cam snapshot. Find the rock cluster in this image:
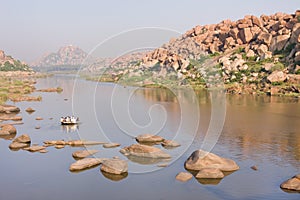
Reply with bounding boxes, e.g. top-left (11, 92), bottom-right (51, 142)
top-left (184, 150), bottom-right (239, 182)
top-left (131, 11), bottom-right (300, 95)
